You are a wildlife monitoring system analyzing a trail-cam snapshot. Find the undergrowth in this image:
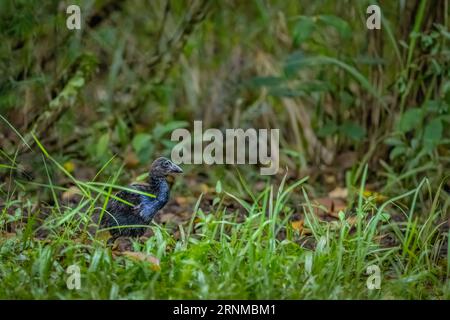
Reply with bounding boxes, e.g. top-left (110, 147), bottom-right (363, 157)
top-left (0, 148), bottom-right (448, 299)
